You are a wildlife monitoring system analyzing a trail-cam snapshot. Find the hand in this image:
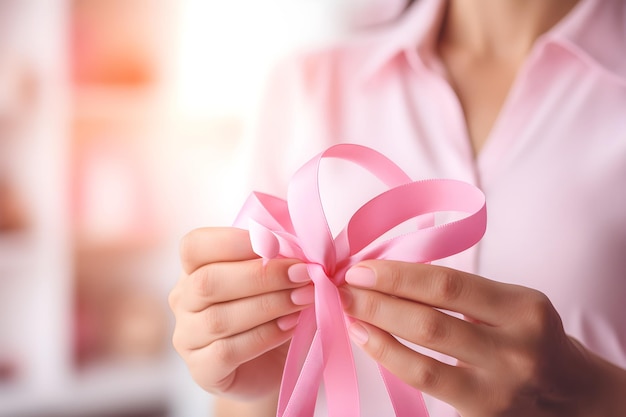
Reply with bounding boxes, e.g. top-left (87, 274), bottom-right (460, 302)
top-left (168, 227), bottom-right (314, 399)
top-left (340, 260), bottom-right (626, 417)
